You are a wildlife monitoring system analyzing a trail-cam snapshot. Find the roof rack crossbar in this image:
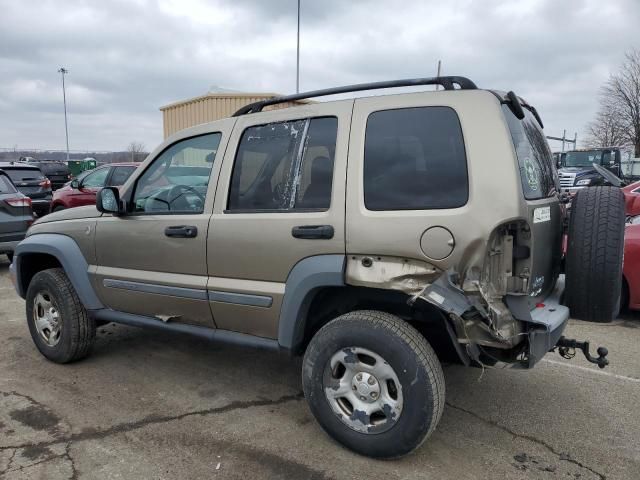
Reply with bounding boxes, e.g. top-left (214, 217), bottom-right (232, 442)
top-left (233, 76), bottom-right (477, 116)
